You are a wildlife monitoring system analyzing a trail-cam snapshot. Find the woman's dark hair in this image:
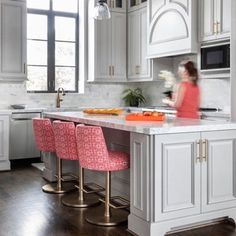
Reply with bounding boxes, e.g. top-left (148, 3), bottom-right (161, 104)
top-left (181, 61), bottom-right (199, 85)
